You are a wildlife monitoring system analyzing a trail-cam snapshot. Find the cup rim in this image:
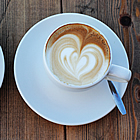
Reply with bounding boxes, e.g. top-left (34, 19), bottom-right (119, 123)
top-left (43, 22), bottom-right (112, 89)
